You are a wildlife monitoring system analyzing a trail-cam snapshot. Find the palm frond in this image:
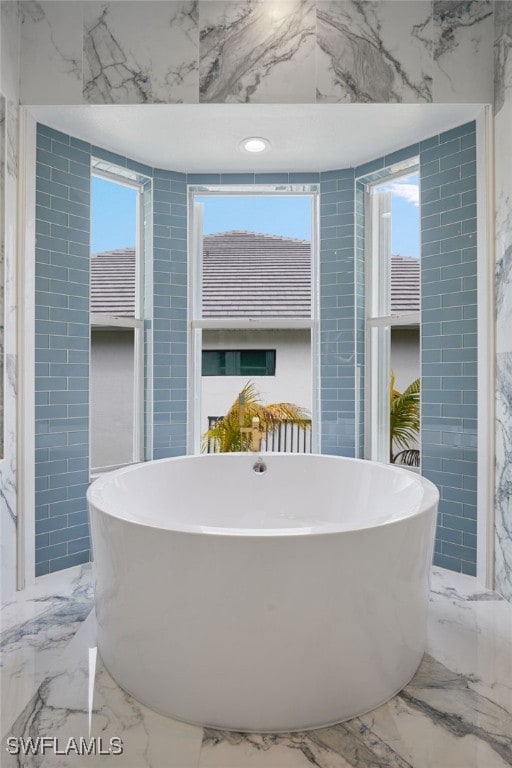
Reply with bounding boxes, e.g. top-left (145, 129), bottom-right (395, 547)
top-left (201, 381), bottom-right (311, 453)
top-left (390, 372), bottom-right (420, 461)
